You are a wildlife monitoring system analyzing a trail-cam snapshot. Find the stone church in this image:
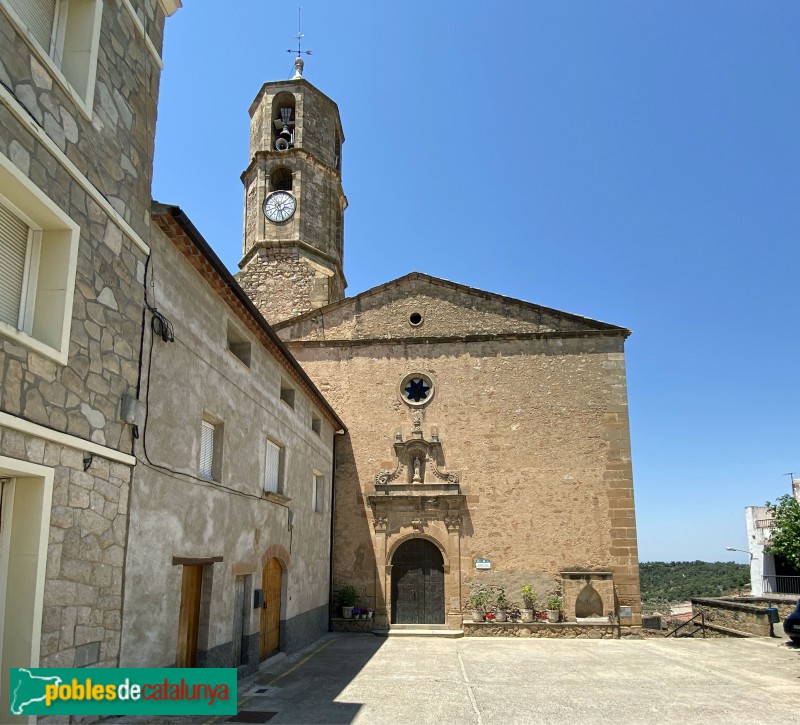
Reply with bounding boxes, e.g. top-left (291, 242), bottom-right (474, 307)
top-left (236, 57), bottom-right (642, 632)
